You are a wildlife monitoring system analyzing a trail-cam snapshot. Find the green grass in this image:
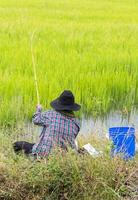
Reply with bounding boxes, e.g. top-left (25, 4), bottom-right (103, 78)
top-left (0, 0), bottom-right (138, 125)
top-left (0, 129), bottom-right (138, 200)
